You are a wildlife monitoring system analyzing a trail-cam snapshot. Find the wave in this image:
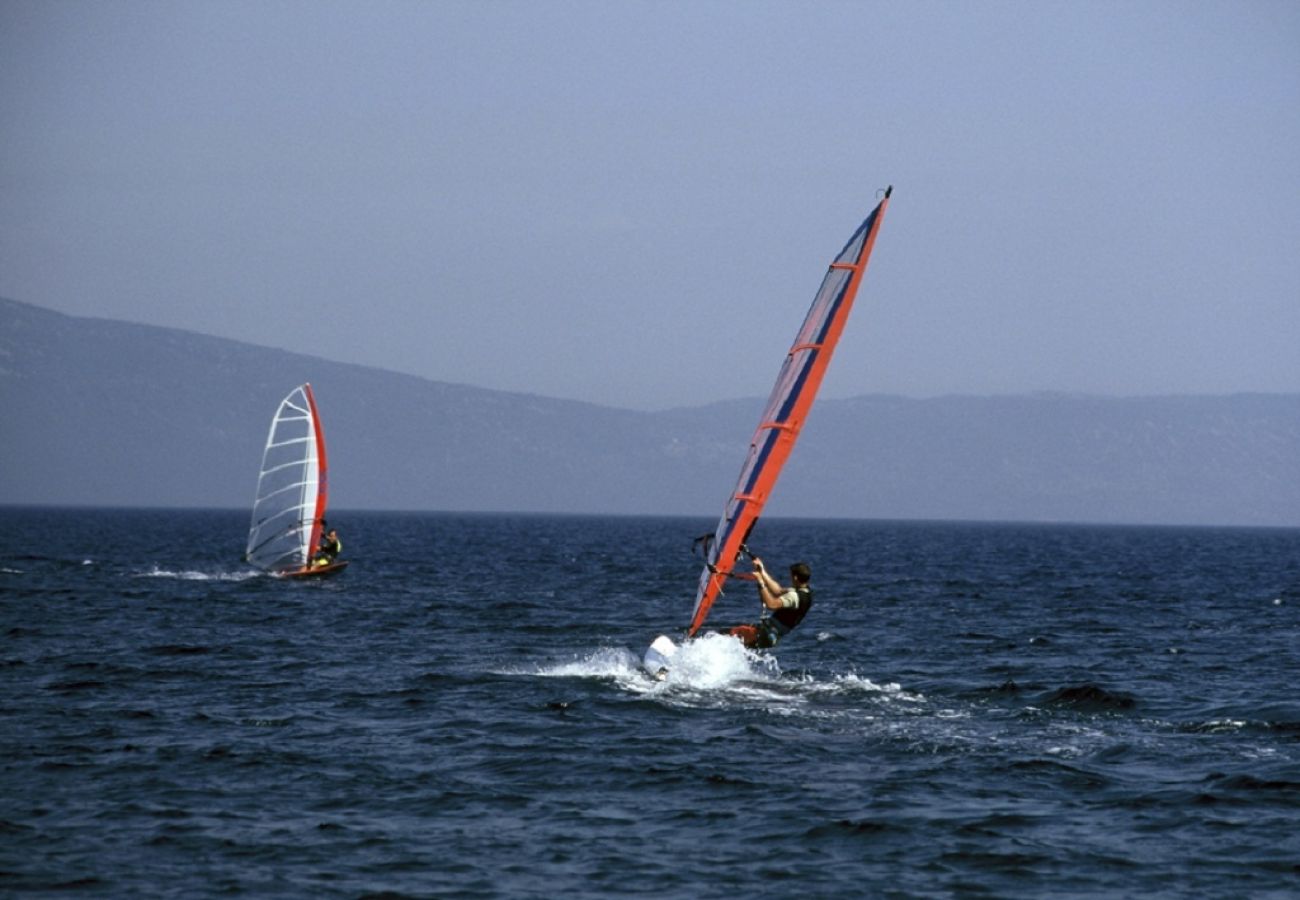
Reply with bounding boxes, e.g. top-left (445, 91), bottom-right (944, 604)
top-left (44, 679), bottom-right (107, 693)
top-left (146, 644), bottom-right (212, 656)
top-left (1181, 717), bottom-right (1300, 740)
top-left (803, 818), bottom-right (892, 839)
top-left (1207, 772), bottom-right (1300, 793)
top-left (806, 671), bottom-right (925, 704)
top-left (1038, 683), bottom-right (1138, 711)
